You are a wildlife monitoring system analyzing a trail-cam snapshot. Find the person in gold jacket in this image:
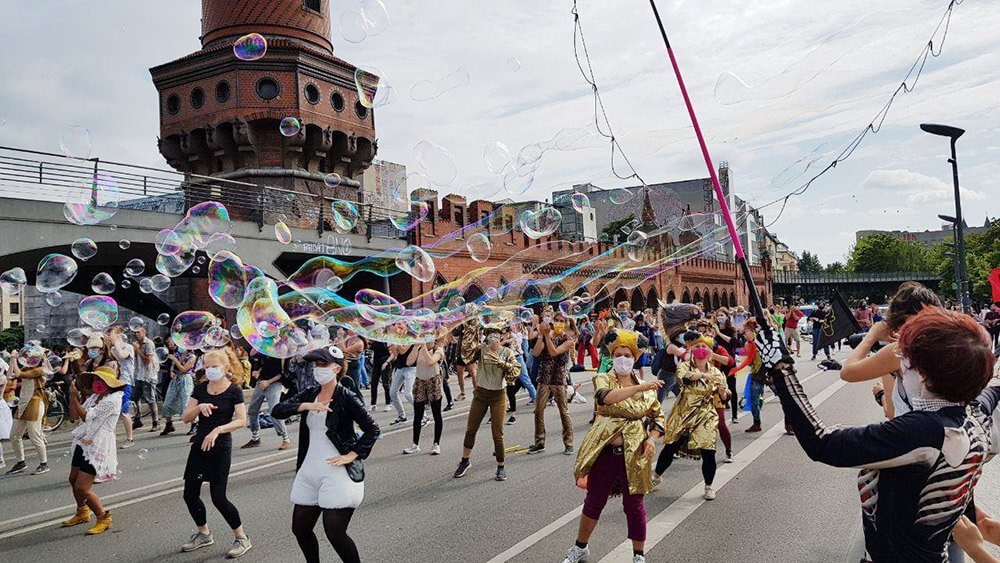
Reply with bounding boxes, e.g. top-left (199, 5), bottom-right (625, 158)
top-left (6, 349), bottom-right (52, 475)
top-left (653, 332), bottom-right (729, 501)
top-left (562, 330), bottom-right (665, 563)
